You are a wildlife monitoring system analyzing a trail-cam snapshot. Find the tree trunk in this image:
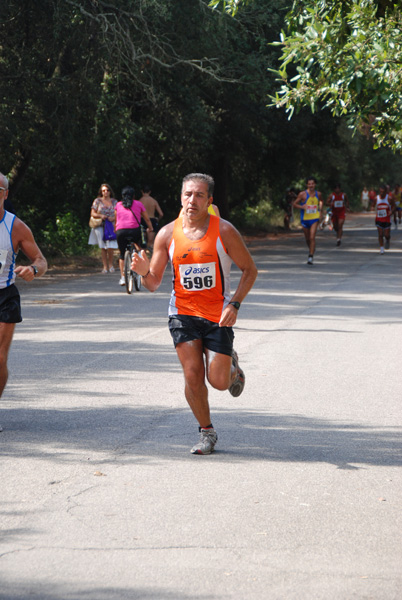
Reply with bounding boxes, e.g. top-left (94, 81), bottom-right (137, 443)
top-left (213, 154), bottom-right (230, 220)
top-left (7, 147), bottom-right (32, 201)
top-left (376, 0), bottom-right (394, 18)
